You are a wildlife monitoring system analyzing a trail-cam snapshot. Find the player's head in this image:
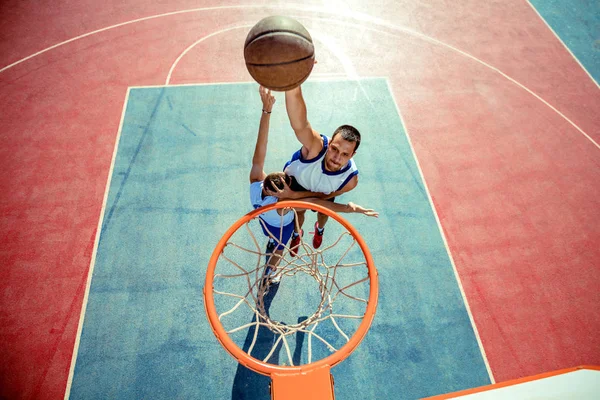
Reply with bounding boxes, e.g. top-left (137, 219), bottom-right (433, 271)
top-left (264, 172), bottom-right (291, 193)
top-left (325, 125), bottom-right (361, 172)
